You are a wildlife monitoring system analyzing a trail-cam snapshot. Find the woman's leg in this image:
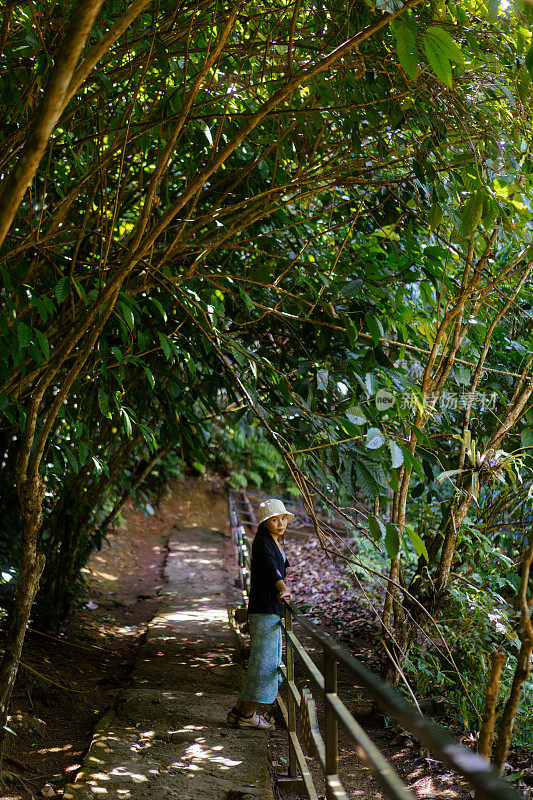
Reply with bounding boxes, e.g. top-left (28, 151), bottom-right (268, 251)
top-left (235, 700), bottom-right (255, 716)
